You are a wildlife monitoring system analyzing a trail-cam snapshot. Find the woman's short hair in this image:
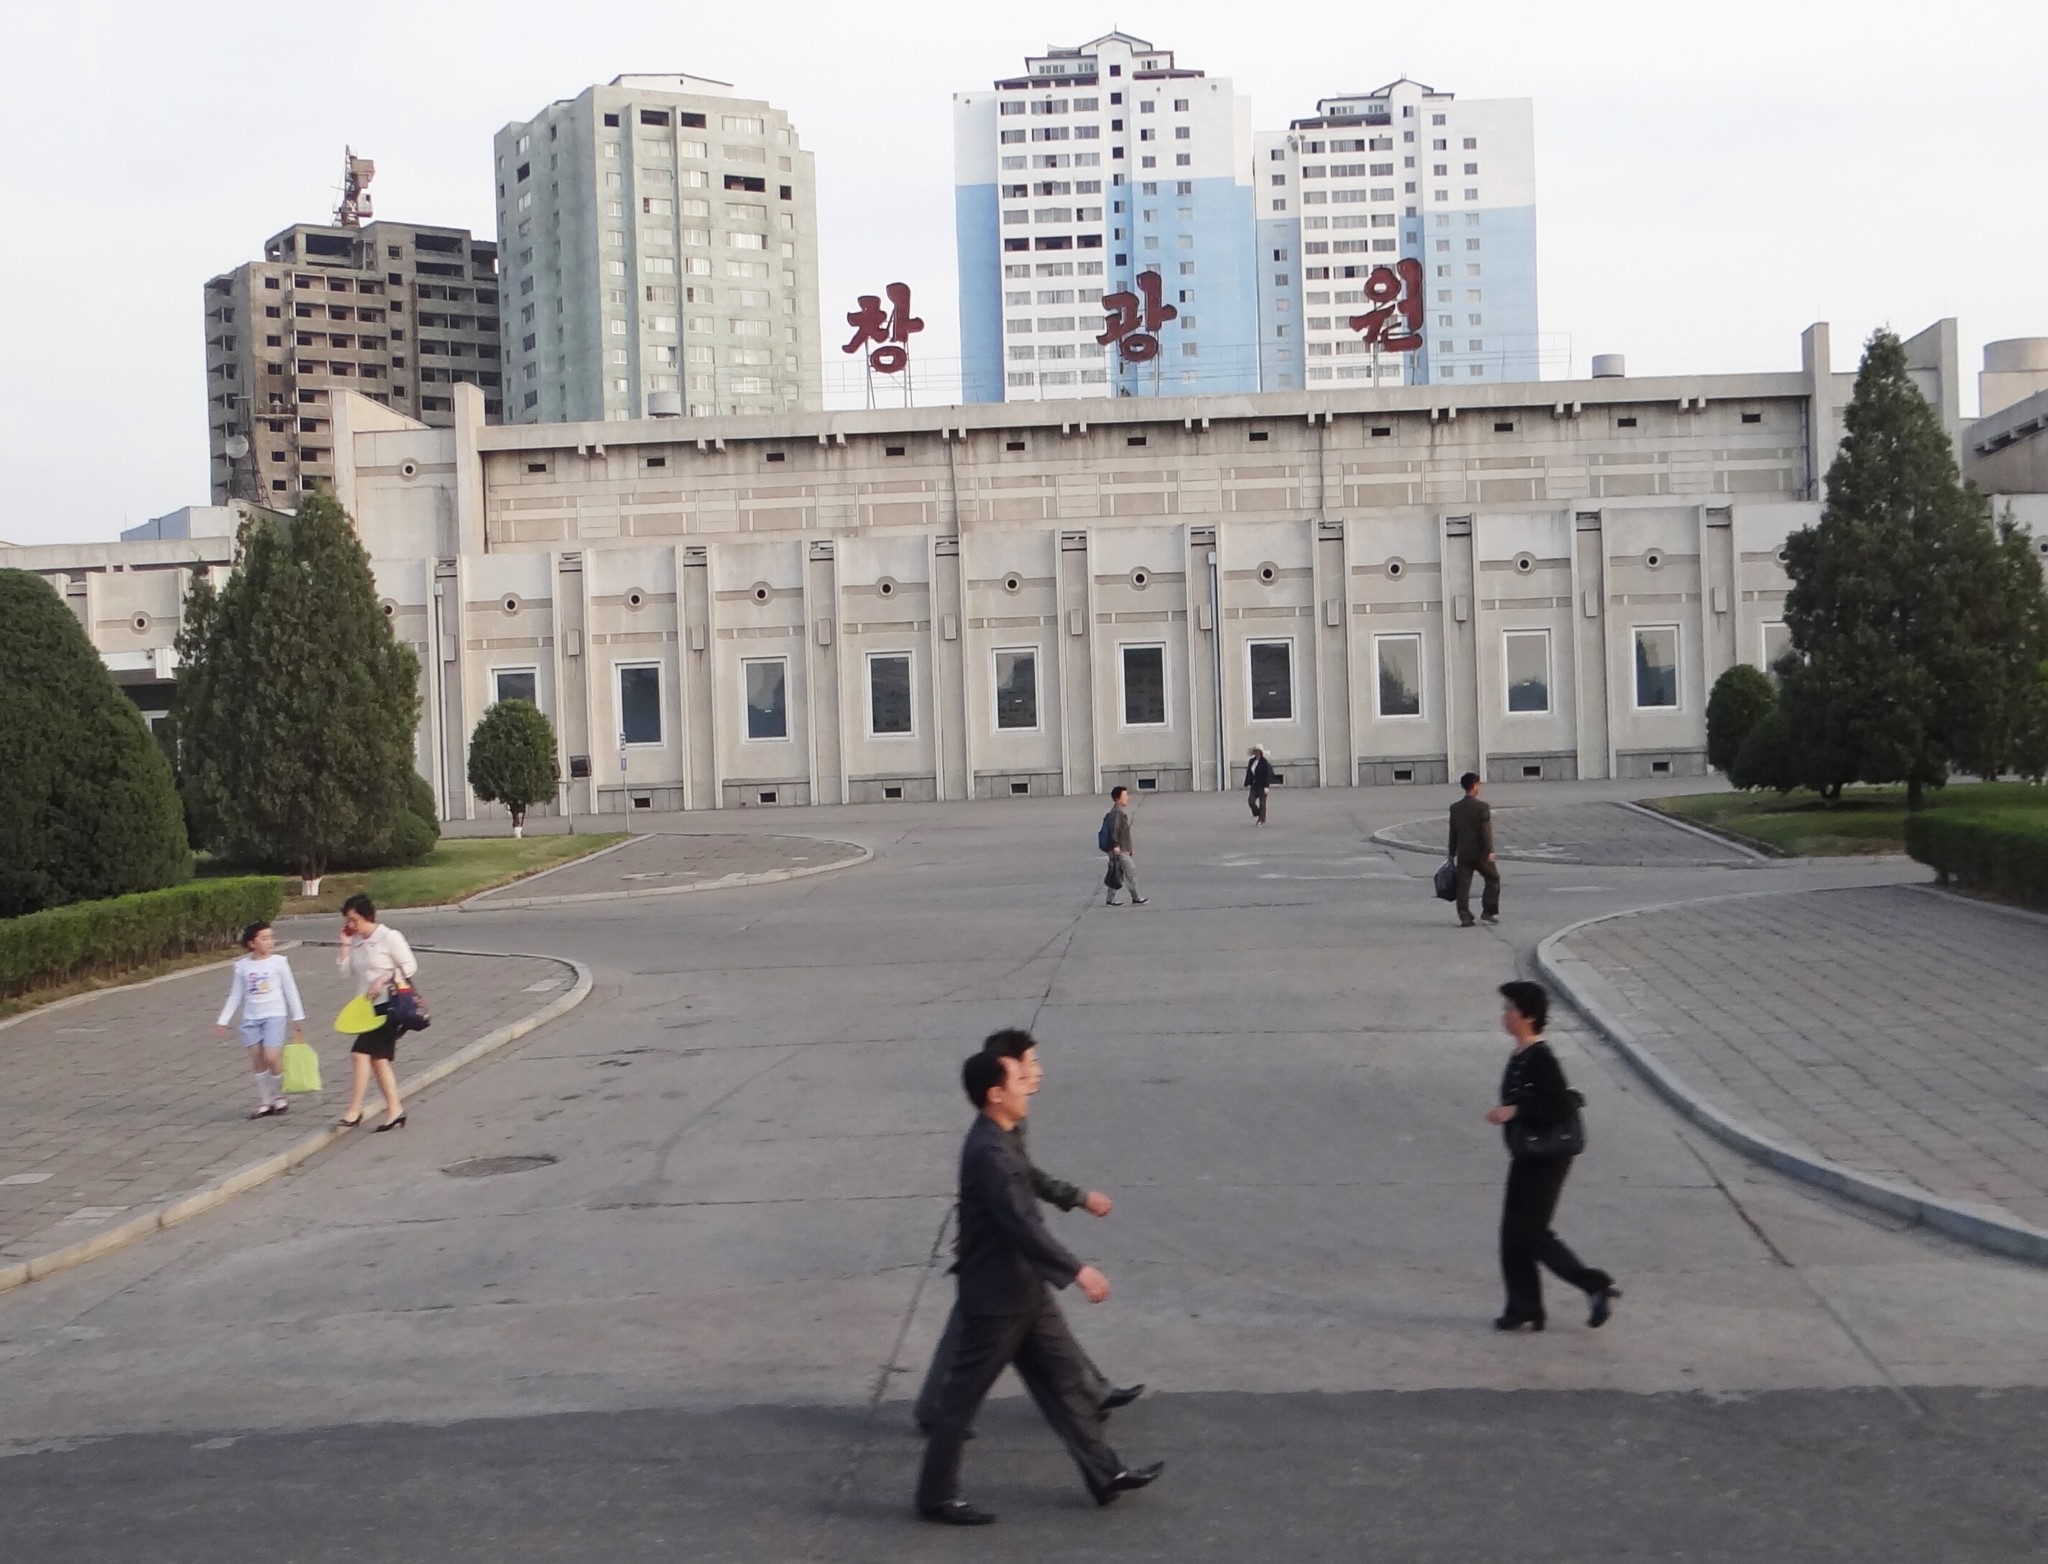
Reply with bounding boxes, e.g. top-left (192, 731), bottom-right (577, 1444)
top-left (239, 920), bottom-right (271, 949)
top-left (962, 1049), bottom-right (1012, 1107)
top-left (1499, 980), bottom-right (1549, 1032)
top-left (340, 893), bottom-right (378, 923)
